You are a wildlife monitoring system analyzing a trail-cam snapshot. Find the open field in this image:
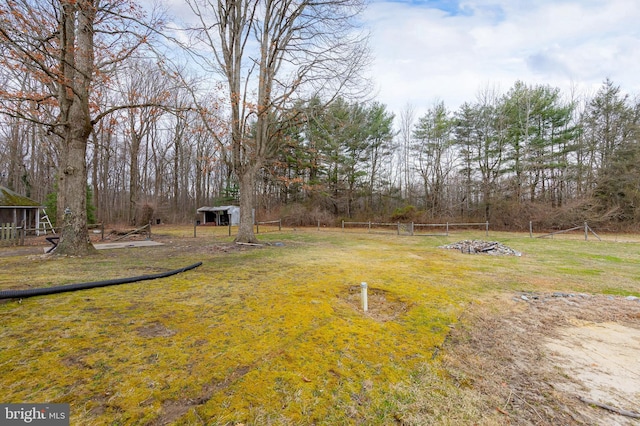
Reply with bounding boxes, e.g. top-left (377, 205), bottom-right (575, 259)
top-left (1, 226), bottom-right (639, 425)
